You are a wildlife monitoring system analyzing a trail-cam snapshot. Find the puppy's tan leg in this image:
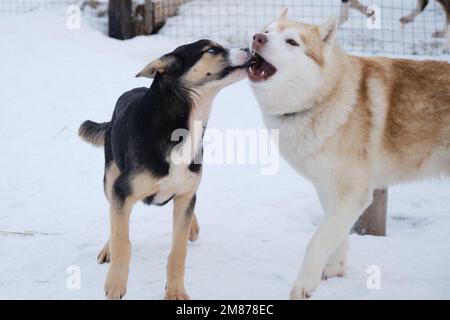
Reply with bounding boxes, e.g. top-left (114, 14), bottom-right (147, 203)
top-left (103, 171), bottom-right (157, 300)
top-left (165, 193), bottom-right (196, 300)
top-left (104, 199), bottom-right (133, 300)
